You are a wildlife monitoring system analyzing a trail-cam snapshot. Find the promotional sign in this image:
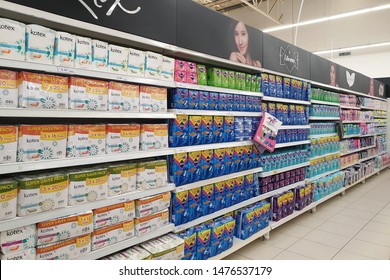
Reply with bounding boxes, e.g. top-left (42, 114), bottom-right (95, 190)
top-left (253, 112), bottom-right (283, 153)
top-left (337, 65), bottom-right (370, 95)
